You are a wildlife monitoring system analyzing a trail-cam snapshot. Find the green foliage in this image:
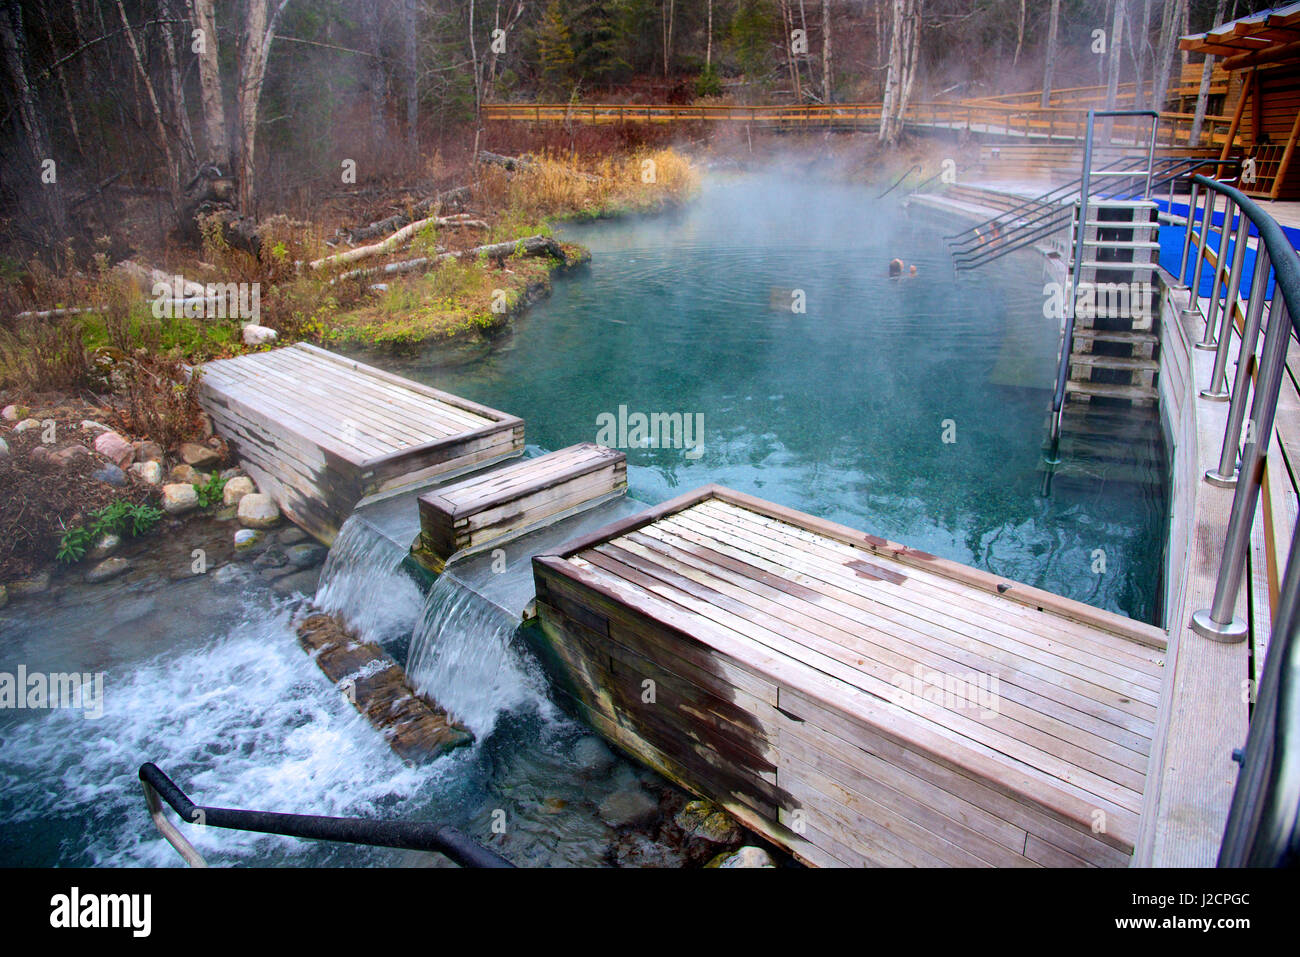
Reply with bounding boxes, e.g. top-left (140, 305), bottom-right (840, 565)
top-left (56, 501), bottom-right (164, 563)
top-left (696, 64), bottom-right (723, 98)
top-left (537, 0), bottom-right (576, 93)
top-left (194, 474), bottom-right (228, 510)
